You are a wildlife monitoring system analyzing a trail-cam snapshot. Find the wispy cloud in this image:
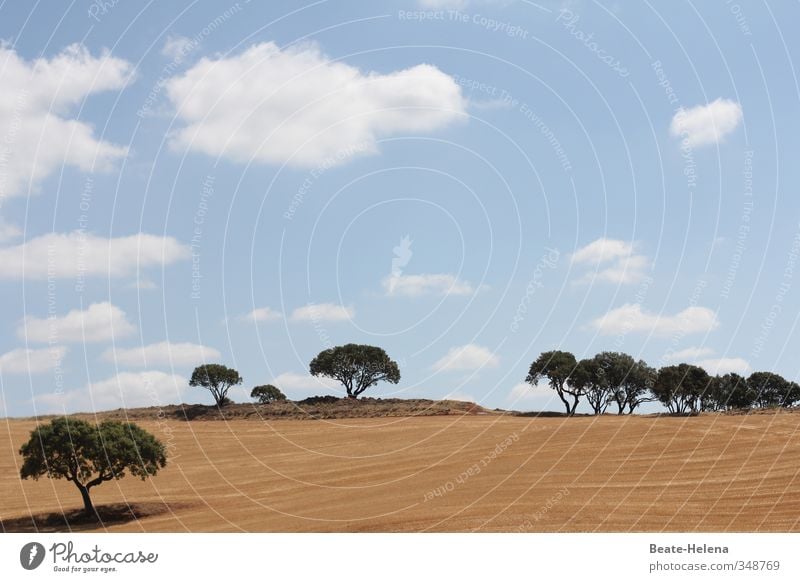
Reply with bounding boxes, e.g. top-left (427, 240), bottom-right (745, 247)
top-left (590, 304), bottom-right (719, 336)
top-left (290, 303), bottom-right (354, 322)
top-left (433, 343), bottom-right (499, 371)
